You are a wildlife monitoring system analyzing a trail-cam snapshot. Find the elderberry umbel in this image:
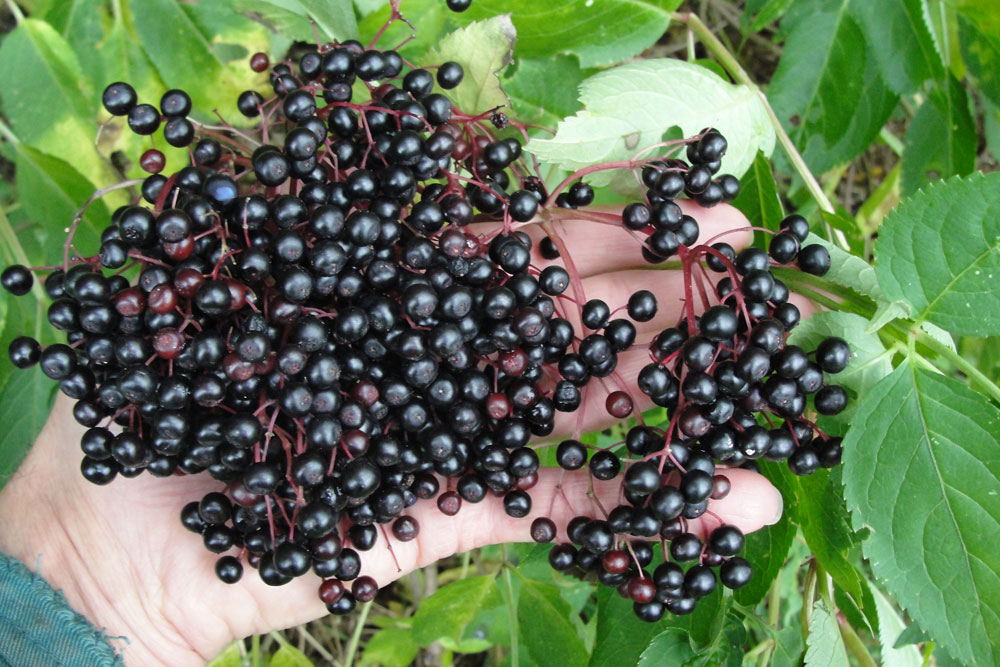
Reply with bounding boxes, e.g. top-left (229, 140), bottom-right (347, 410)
top-left (3, 12), bottom-right (848, 624)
